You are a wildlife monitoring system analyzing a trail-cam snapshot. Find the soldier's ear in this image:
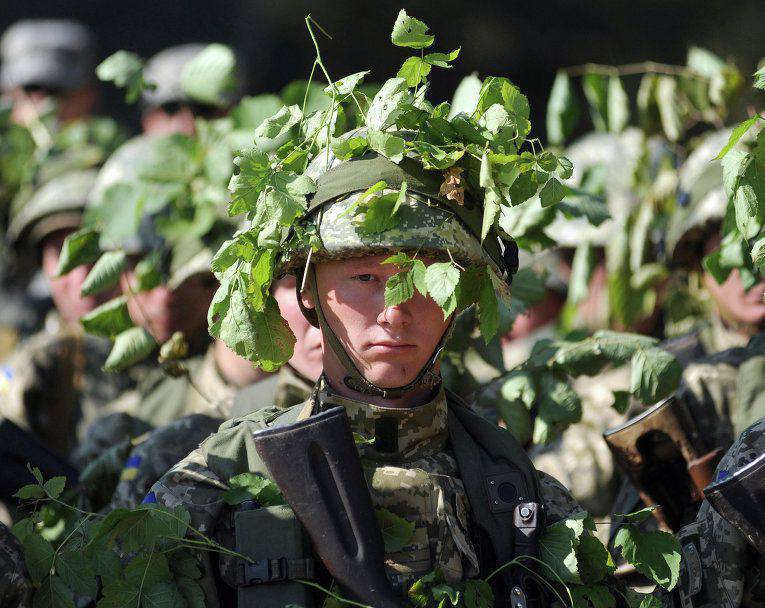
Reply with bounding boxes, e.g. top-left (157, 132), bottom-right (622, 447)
top-left (300, 275), bottom-right (316, 310)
